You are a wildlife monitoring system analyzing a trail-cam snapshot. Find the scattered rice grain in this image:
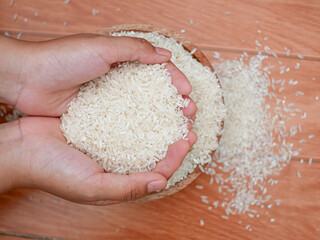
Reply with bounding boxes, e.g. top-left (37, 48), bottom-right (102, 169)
top-left (308, 135), bottom-right (315, 139)
top-left (297, 171), bottom-right (301, 179)
top-left (295, 91), bottom-right (304, 96)
top-left (190, 48), bottom-right (197, 54)
top-left (17, 32), bottom-right (22, 39)
top-left (92, 8), bottom-right (99, 16)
